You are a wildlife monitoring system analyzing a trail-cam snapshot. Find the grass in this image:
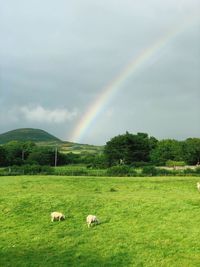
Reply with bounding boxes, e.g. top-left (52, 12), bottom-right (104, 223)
top-left (1, 175), bottom-right (200, 267)
top-left (36, 141), bottom-right (104, 155)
